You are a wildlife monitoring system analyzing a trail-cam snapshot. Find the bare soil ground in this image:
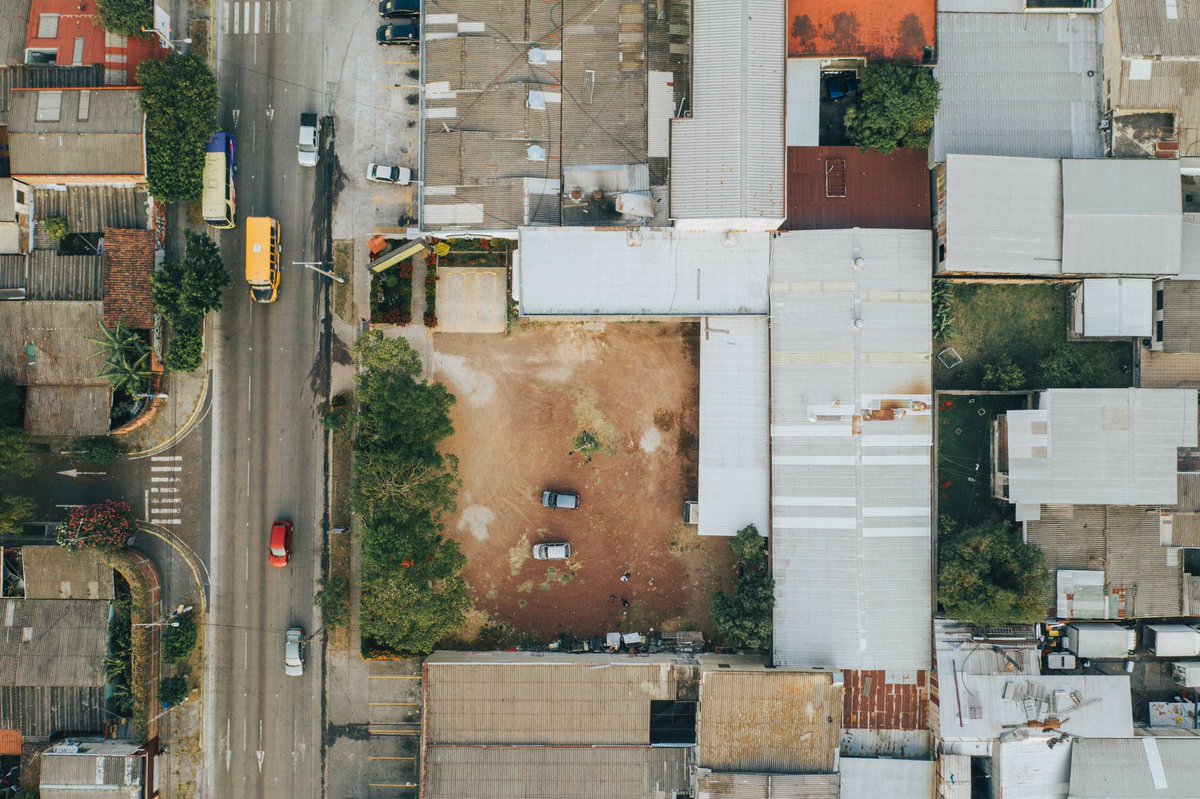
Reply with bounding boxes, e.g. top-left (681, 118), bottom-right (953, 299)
top-left (433, 321), bottom-right (736, 642)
